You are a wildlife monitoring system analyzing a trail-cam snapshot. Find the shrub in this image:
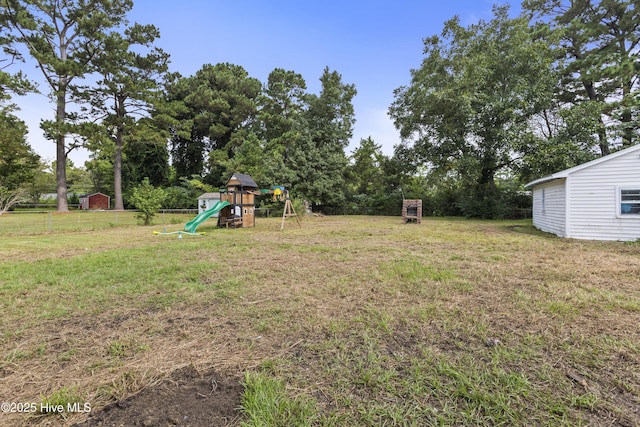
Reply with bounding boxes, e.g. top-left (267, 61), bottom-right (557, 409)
top-left (129, 178), bottom-right (167, 225)
top-left (162, 186), bottom-right (196, 209)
